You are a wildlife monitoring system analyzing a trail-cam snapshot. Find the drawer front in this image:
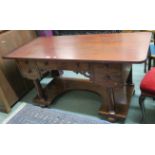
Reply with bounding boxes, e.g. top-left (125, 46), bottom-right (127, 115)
top-left (93, 72), bottom-right (122, 87)
top-left (56, 61), bottom-right (78, 70)
top-left (93, 63), bottom-right (121, 74)
top-left (90, 63), bottom-right (124, 87)
top-left (16, 60), bottom-right (40, 79)
top-left (37, 60), bottom-right (58, 71)
top-left (77, 62), bottom-right (89, 71)
top-left (96, 73), bottom-right (122, 82)
top-left (37, 60), bottom-right (78, 71)
top-left (37, 60), bottom-right (90, 72)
